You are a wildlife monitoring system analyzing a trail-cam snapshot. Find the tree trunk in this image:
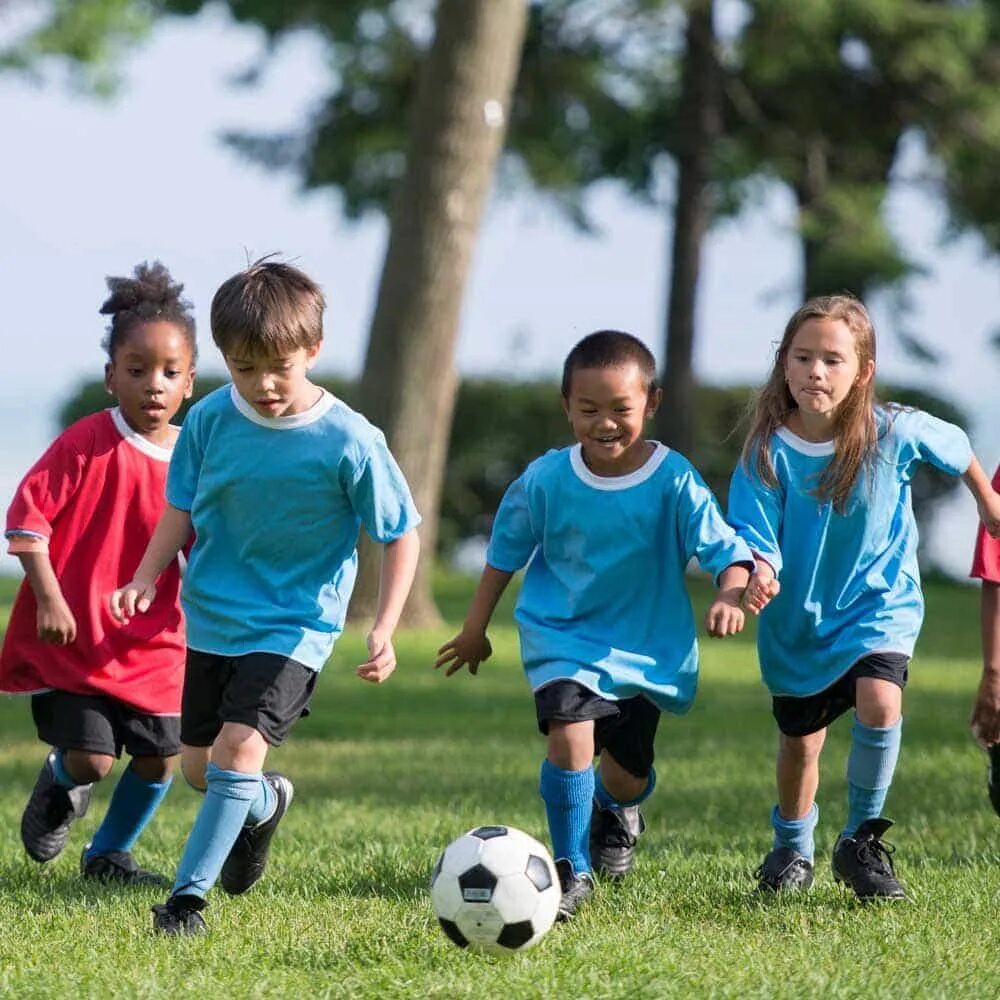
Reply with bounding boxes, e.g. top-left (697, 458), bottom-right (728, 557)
top-left (347, 0), bottom-right (528, 628)
top-left (656, 0), bottom-right (720, 458)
